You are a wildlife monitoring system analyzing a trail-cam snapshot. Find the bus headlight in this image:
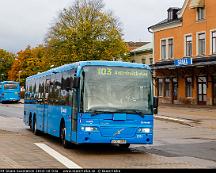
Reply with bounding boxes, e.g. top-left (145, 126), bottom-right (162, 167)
top-left (138, 128), bottom-right (151, 133)
top-left (81, 127), bottom-right (98, 132)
